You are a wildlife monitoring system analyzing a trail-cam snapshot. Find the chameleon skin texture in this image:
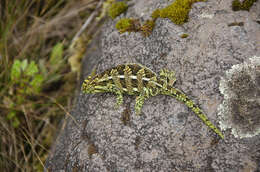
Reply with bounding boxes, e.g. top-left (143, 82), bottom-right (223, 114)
top-left (82, 64), bottom-right (224, 139)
